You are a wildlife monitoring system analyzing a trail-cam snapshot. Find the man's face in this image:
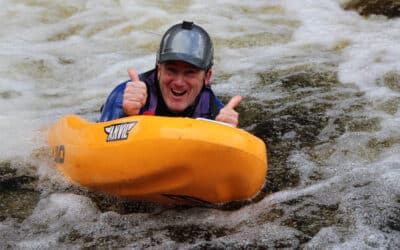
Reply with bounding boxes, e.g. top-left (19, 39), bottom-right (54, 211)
top-left (157, 61), bottom-right (212, 113)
